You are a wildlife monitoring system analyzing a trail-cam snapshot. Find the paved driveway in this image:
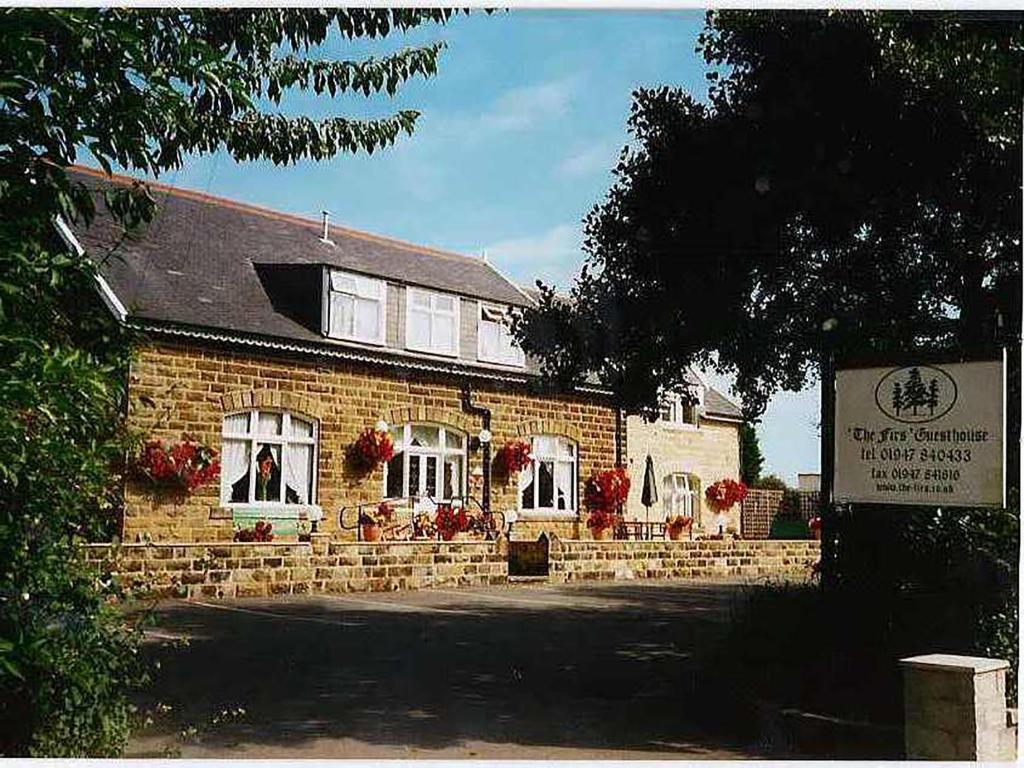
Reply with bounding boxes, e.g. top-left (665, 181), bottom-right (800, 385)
top-left (129, 579), bottom-right (761, 759)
